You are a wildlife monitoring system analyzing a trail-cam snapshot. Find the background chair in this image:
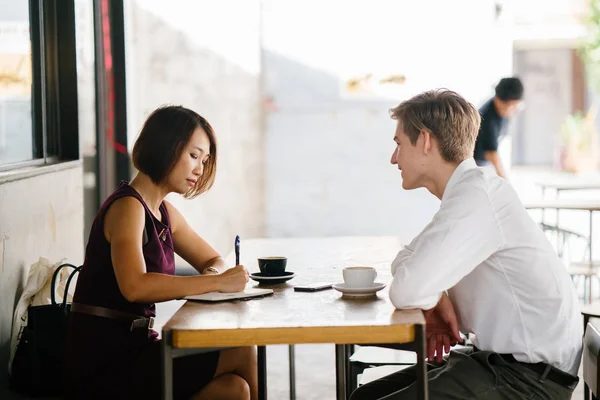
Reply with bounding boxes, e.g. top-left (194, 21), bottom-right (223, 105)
top-left (584, 320), bottom-right (600, 400)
